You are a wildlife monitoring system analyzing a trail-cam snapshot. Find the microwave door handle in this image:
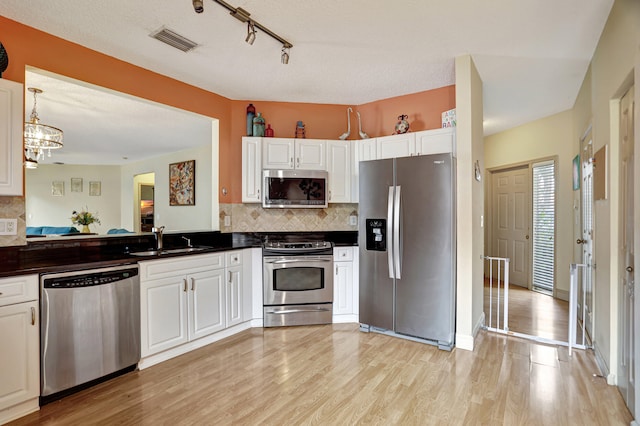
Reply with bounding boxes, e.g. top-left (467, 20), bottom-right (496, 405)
top-left (394, 185), bottom-right (402, 279)
top-left (387, 186), bottom-right (395, 279)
